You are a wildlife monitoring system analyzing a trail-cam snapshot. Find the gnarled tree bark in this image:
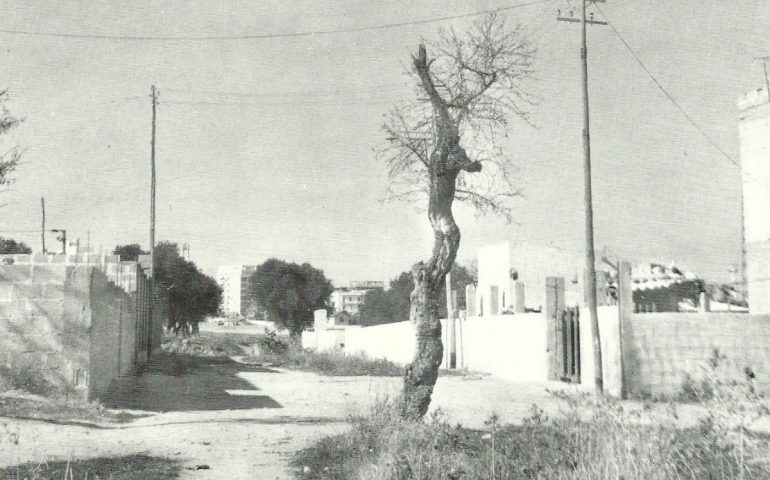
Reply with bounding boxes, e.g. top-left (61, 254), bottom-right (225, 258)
top-left (400, 45), bottom-right (482, 420)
